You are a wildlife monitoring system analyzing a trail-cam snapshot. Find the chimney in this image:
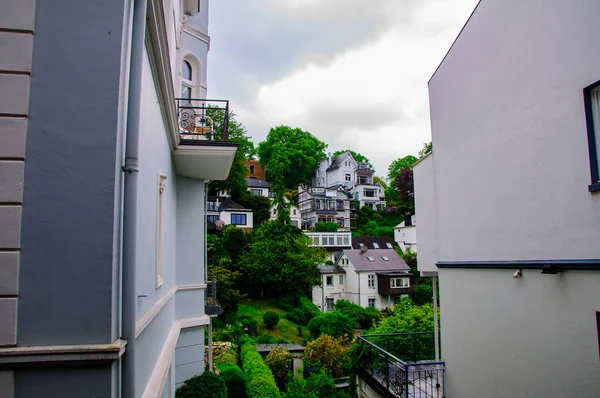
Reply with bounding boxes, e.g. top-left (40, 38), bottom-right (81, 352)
top-left (360, 243), bottom-right (368, 253)
top-left (405, 212), bottom-right (412, 227)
